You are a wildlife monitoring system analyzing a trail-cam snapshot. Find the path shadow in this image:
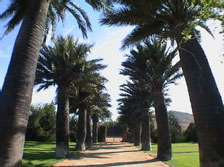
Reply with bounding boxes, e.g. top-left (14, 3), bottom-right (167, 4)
top-left (69, 149), bottom-right (141, 160)
top-left (96, 145), bottom-right (133, 150)
top-left (87, 149), bottom-right (140, 155)
top-left (88, 144), bottom-right (133, 151)
top-left (23, 151), bottom-right (61, 161)
top-left (80, 153), bottom-right (110, 159)
top-left (57, 159), bottom-right (159, 167)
